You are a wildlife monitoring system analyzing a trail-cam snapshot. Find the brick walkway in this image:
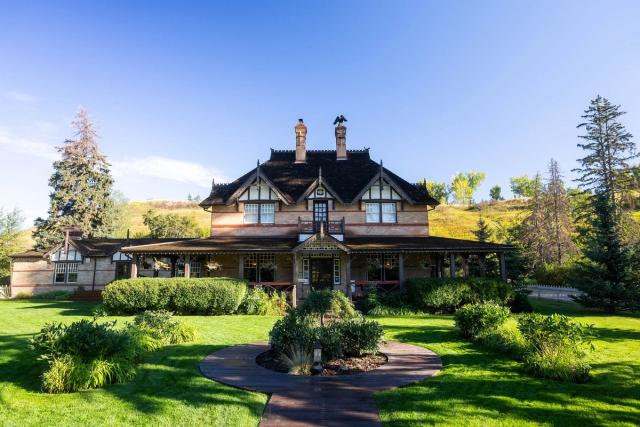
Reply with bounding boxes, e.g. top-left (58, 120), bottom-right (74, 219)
top-left (200, 341), bottom-right (442, 426)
